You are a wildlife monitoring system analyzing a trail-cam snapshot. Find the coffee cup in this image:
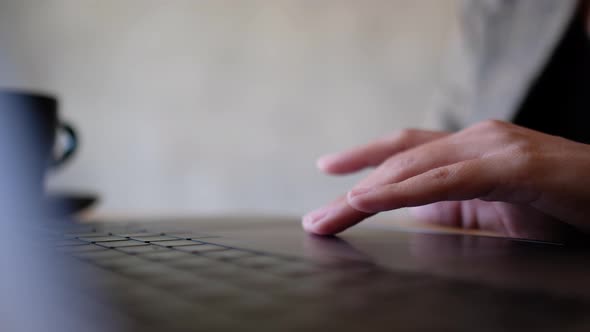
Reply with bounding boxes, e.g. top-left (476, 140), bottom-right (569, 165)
top-left (0, 90), bottom-right (78, 204)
